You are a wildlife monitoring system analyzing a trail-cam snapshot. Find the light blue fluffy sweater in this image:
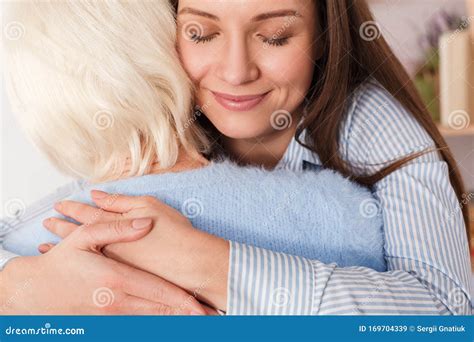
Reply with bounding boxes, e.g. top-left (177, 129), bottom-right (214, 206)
top-left (2, 161), bottom-right (386, 271)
